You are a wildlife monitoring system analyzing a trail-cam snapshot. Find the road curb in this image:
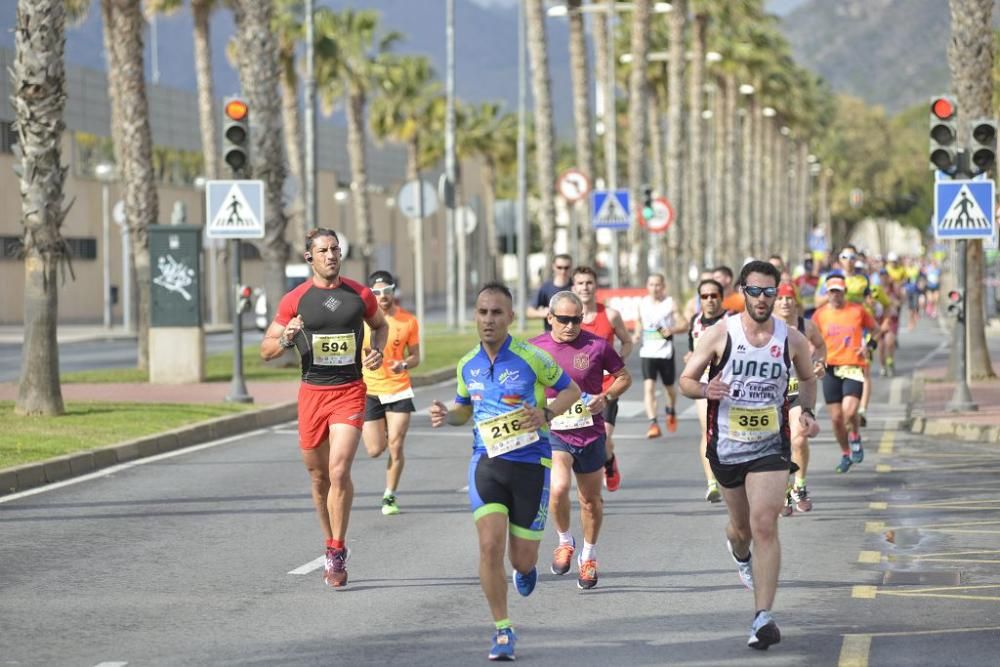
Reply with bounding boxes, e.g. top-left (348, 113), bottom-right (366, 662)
top-left (0, 368), bottom-right (456, 499)
top-left (0, 401), bottom-right (298, 498)
top-left (906, 372), bottom-right (1000, 443)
